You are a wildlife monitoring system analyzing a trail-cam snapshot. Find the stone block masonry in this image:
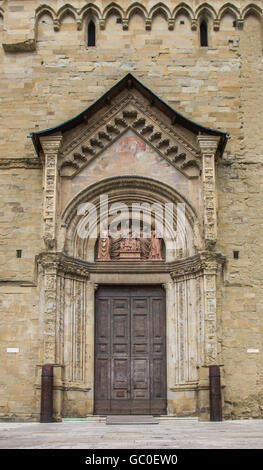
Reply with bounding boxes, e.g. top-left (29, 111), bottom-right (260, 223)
top-left (0, 1), bottom-right (263, 421)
